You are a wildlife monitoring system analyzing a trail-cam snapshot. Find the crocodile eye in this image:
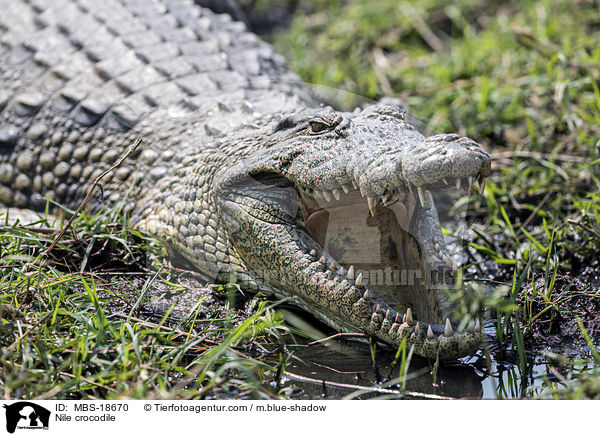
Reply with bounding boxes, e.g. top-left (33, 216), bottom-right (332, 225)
top-left (308, 120), bottom-right (330, 134)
